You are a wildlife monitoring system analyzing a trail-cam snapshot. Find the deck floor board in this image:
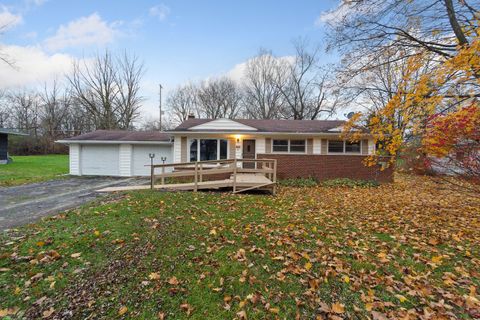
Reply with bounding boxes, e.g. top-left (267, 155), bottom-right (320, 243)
top-left (97, 174), bottom-right (274, 193)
